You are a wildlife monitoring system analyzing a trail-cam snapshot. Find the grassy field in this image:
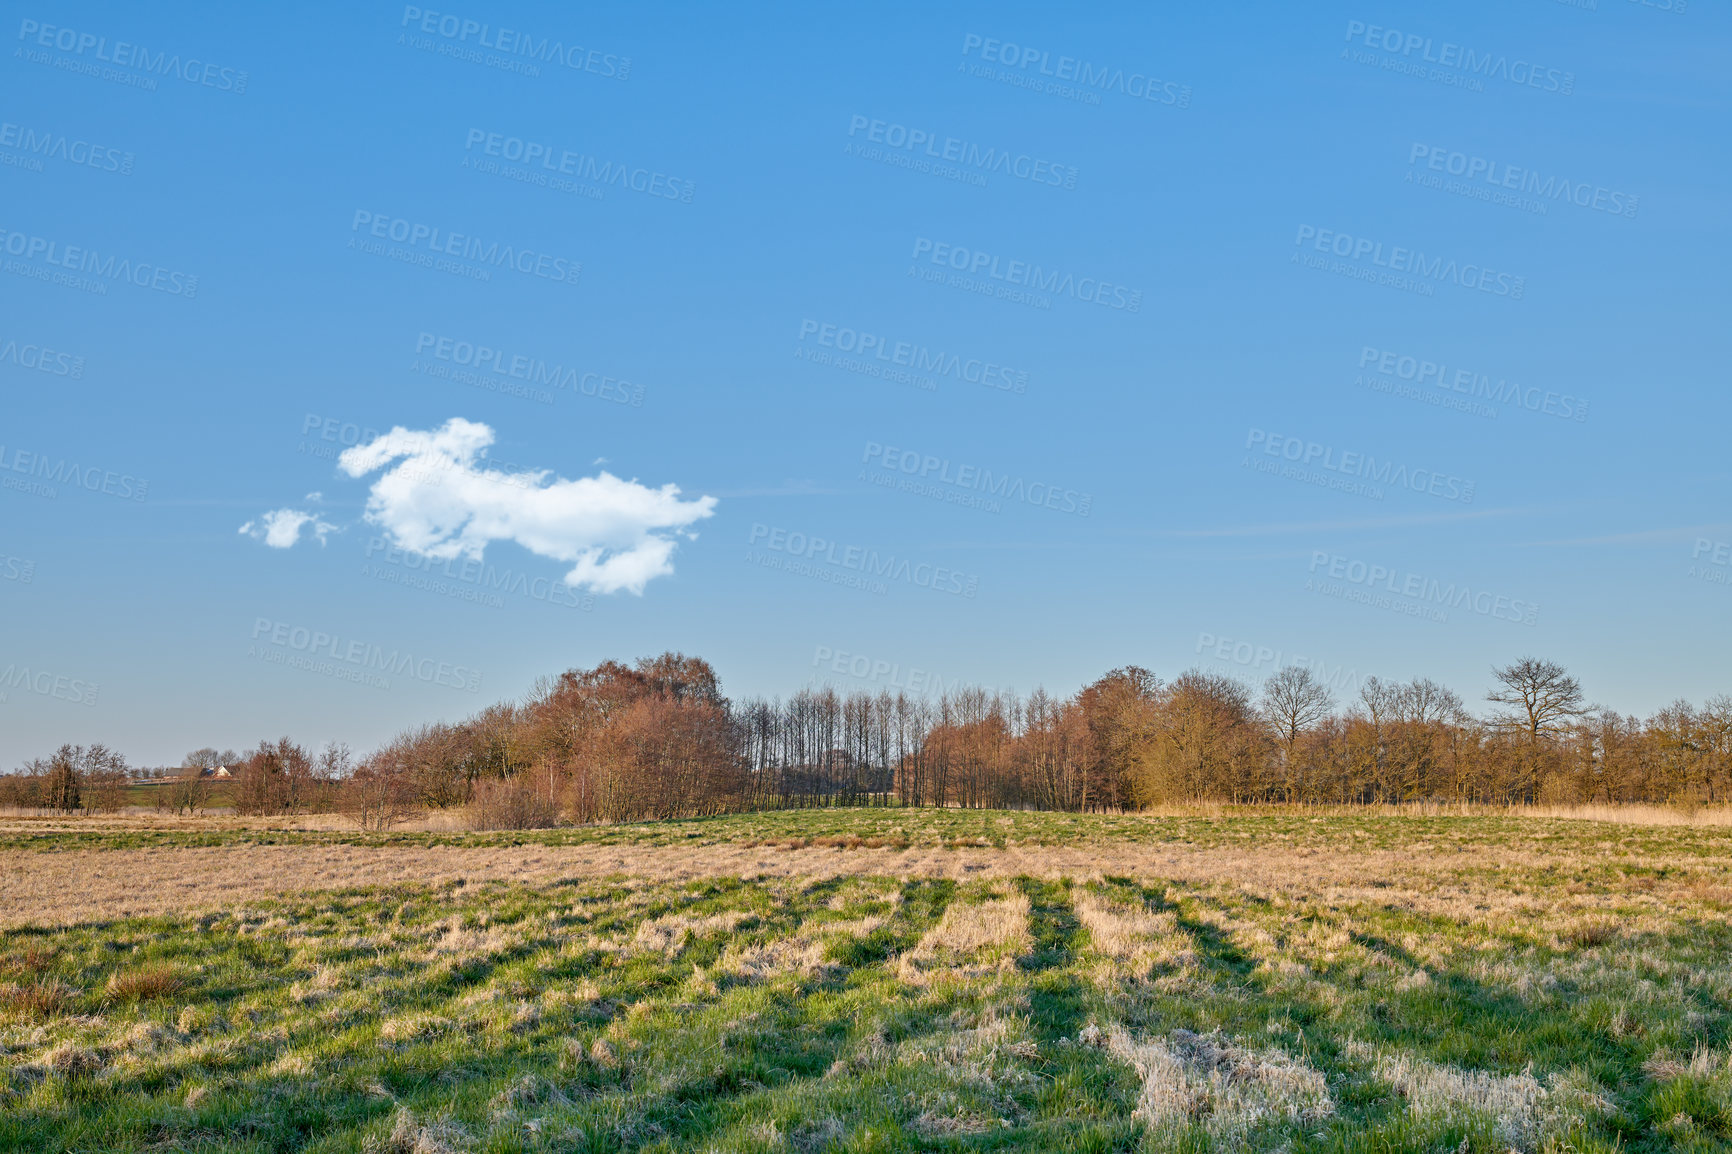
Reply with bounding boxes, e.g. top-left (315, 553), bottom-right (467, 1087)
top-left (2, 809), bottom-right (1731, 1152)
